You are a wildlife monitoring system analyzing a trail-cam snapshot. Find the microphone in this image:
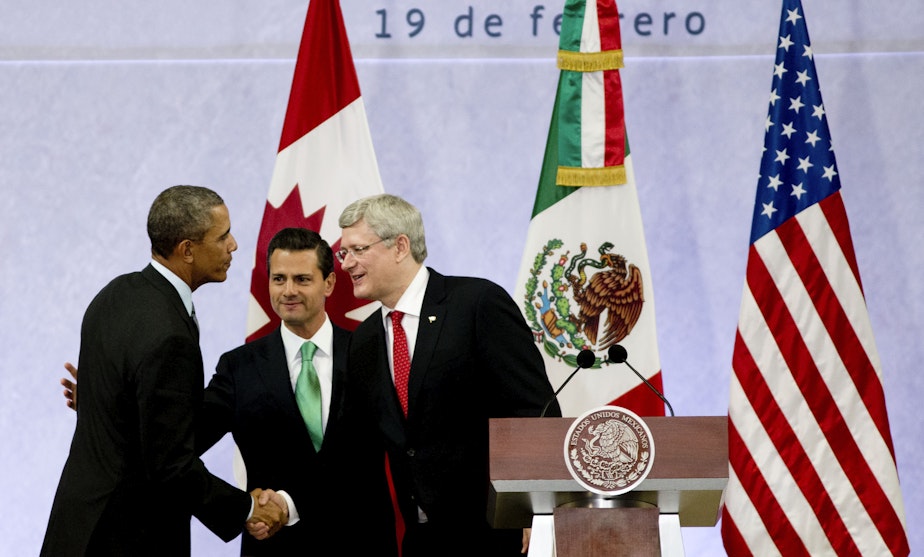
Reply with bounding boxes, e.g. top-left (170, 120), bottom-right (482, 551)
top-left (606, 344), bottom-right (675, 417)
top-left (540, 349), bottom-right (596, 417)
